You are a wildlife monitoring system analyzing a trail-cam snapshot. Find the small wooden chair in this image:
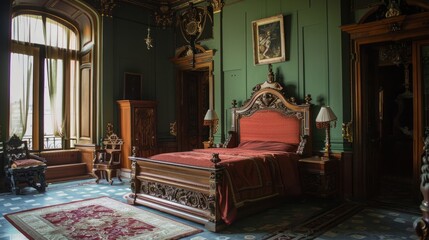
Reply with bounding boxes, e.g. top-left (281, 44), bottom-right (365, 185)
top-left (91, 133), bottom-right (123, 185)
top-left (3, 134), bottom-right (47, 194)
